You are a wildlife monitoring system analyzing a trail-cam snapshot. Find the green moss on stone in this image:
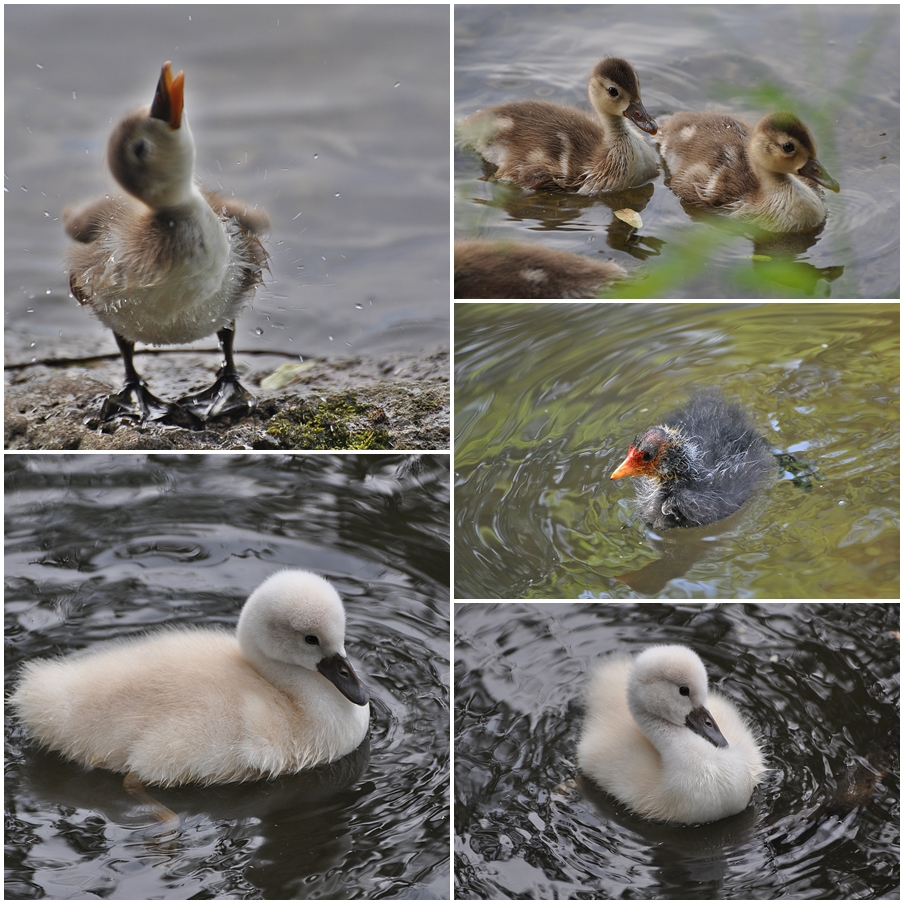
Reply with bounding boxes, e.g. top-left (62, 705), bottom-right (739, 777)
top-left (266, 392), bottom-right (392, 450)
